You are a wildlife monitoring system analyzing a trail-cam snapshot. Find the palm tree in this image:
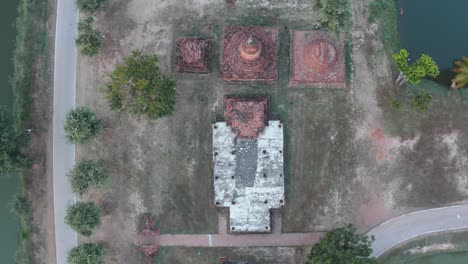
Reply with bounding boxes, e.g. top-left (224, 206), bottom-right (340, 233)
top-left (452, 56), bottom-right (468, 89)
